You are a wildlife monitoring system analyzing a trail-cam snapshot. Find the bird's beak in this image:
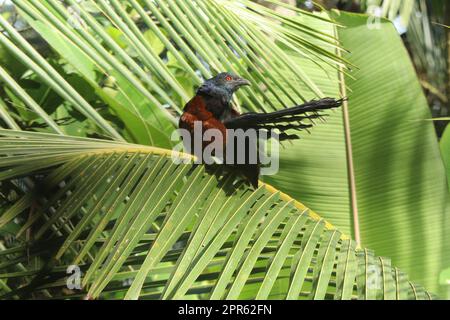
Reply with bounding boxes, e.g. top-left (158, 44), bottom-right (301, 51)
top-left (235, 77), bottom-right (251, 87)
